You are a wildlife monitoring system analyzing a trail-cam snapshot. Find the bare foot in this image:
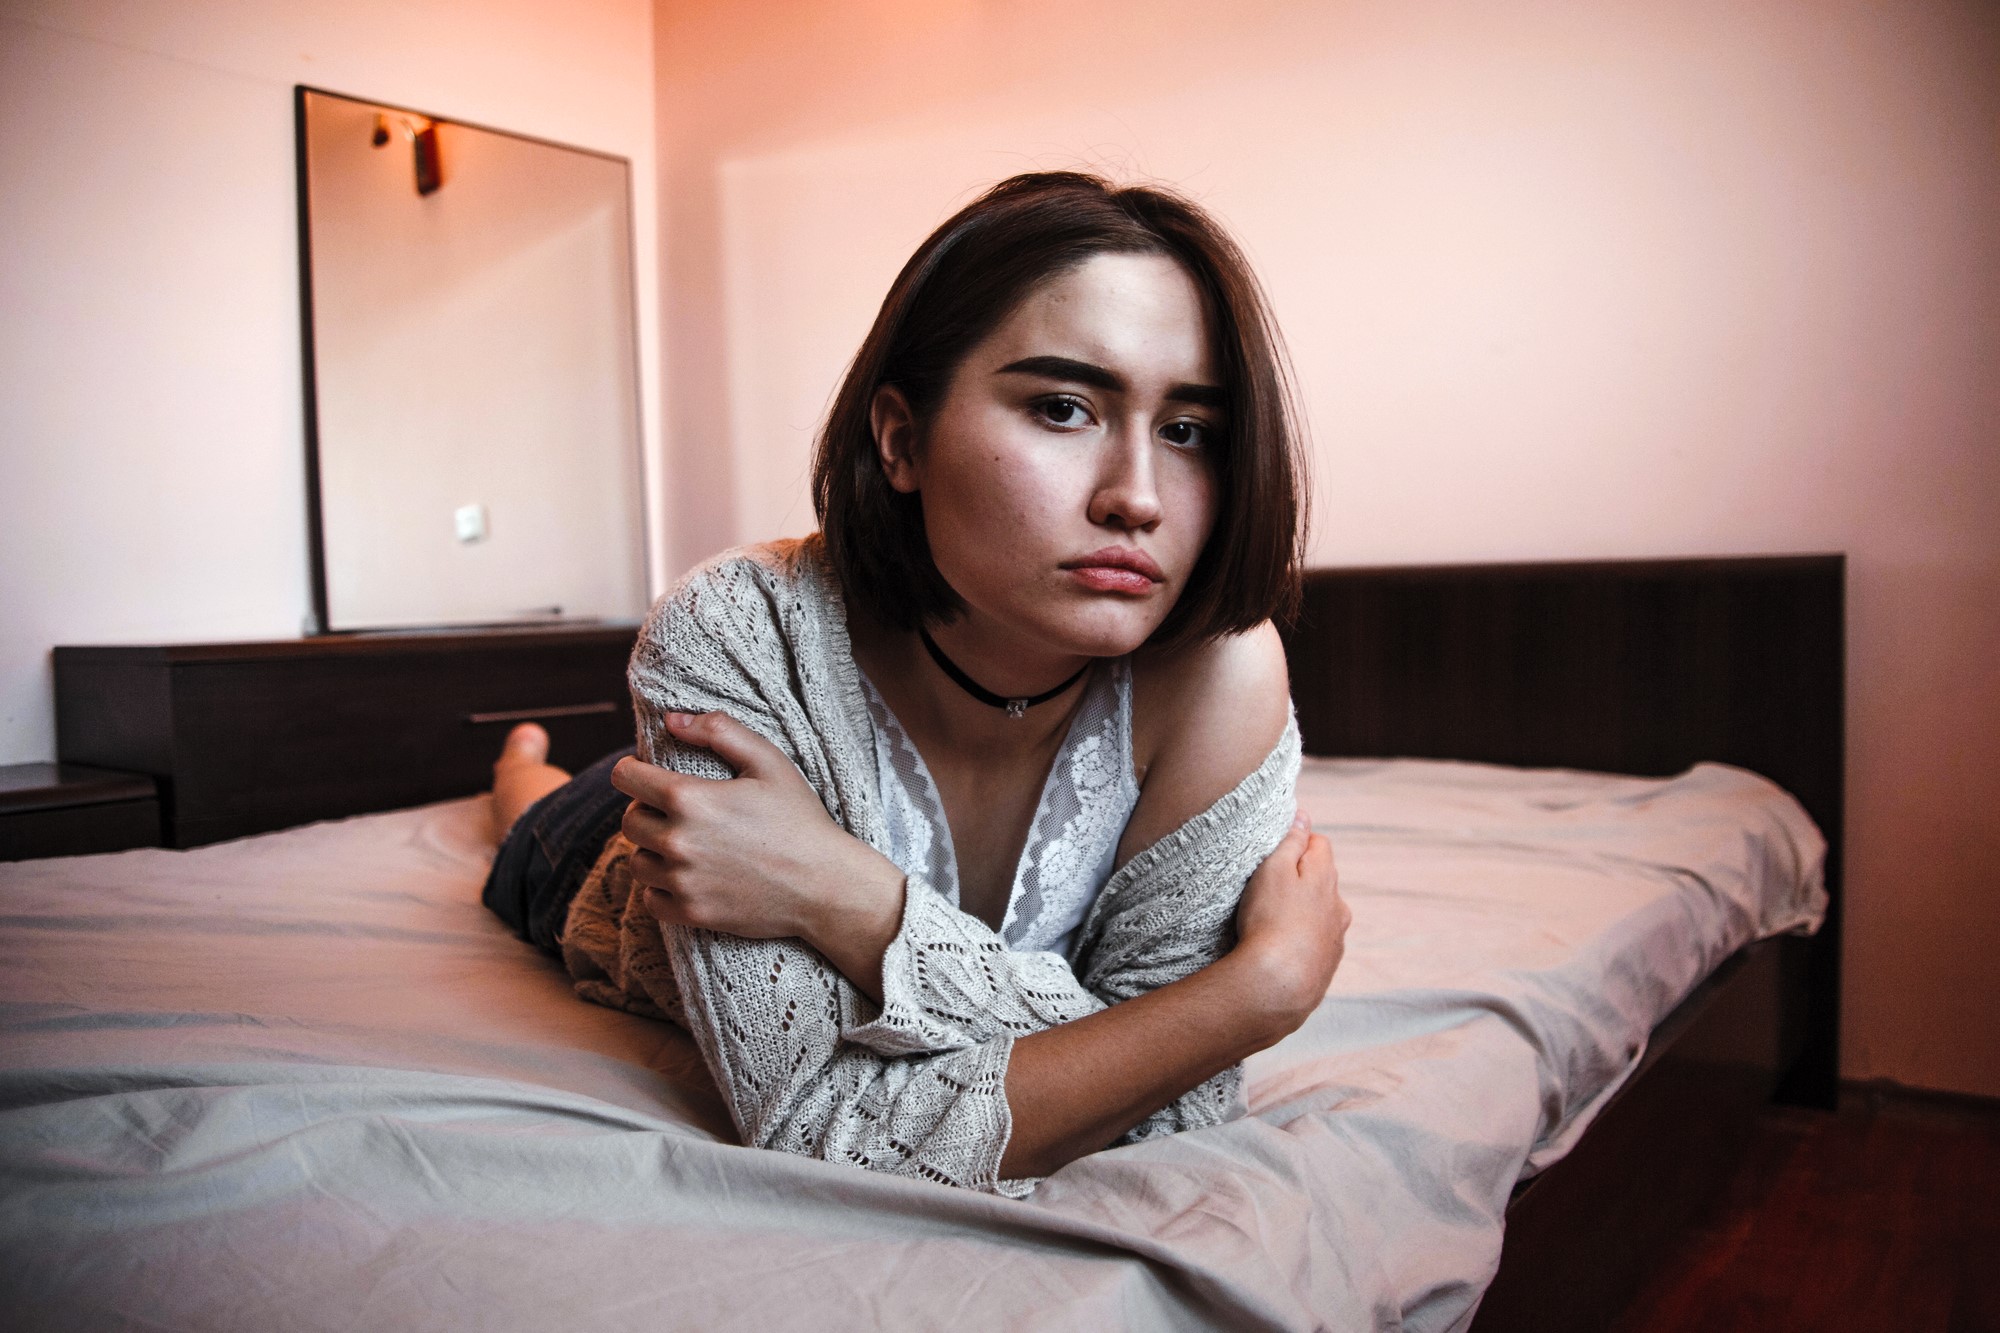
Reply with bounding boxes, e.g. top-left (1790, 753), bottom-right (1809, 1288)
top-left (488, 723), bottom-right (572, 843)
